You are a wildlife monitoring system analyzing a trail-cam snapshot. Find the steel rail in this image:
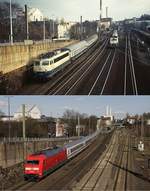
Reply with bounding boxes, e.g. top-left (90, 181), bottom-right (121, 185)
top-left (88, 51), bottom-right (113, 95)
top-left (78, 132), bottom-right (117, 191)
top-left (100, 49), bottom-right (116, 95)
top-left (128, 34), bottom-right (138, 95)
top-left (64, 40), bottom-right (109, 95)
top-left (124, 134), bottom-right (130, 191)
top-left (113, 133), bottom-right (129, 191)
top-left (124, 36), bottom-right (128, 95)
